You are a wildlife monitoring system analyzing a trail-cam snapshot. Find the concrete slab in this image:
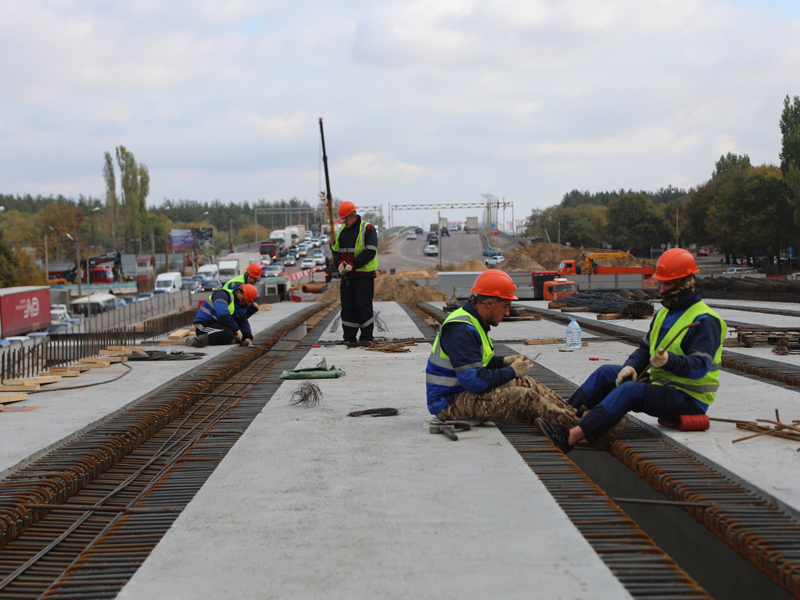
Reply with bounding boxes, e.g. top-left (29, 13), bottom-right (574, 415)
top-left (0, 302), bottom-right (311, 479)
top-left (317, 301), bottom-right (427, 342)
top-left (119, 344), bottom-right (632, 600)
top-left (509, 339), bottom-right (800, 519)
